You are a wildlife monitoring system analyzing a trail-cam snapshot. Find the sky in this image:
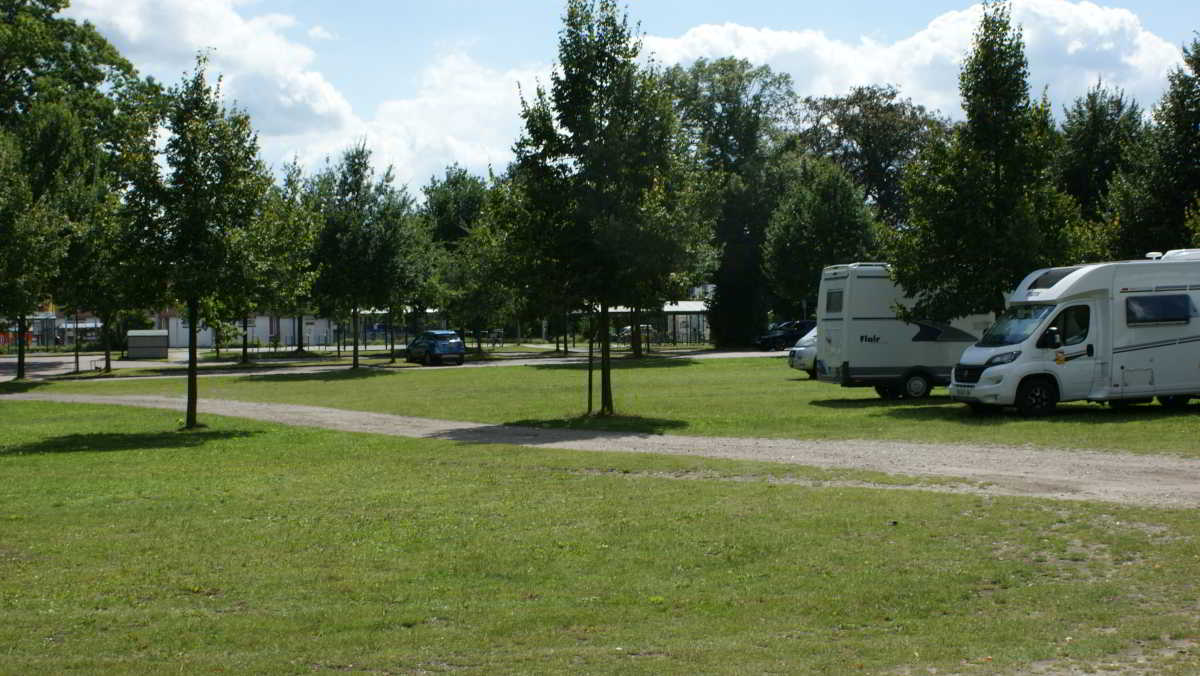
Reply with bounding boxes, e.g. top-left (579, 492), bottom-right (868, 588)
top-left (62, 0), bottom-right (1200, 194)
